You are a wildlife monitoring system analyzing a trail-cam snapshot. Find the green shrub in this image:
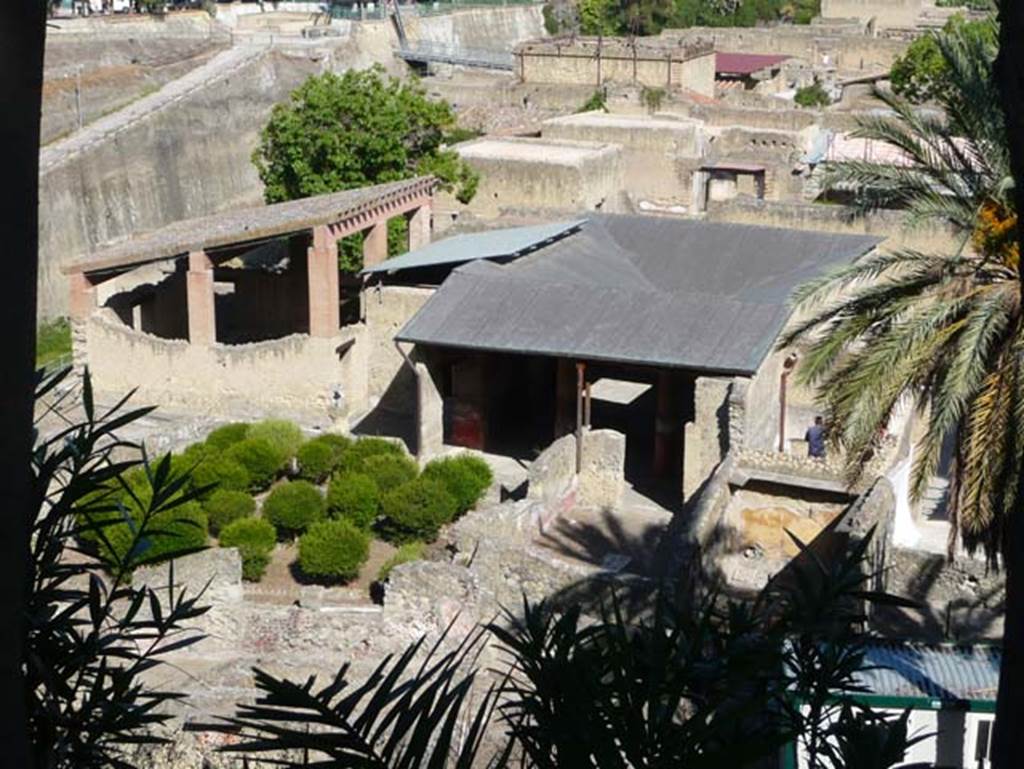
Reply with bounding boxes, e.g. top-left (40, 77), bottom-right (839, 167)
top-left (326, 472), bottom-right (380, 529)
top-left (219, 516), bottom-right (276, 581)
top-left (97, 501), bottom-right (209, 571)
top-left (296, 433), bottom-right (351, 482)
top-left (377, 541), bottom-right (426, 582)
top-left (298, 519), bottom-right (370, 582)
top-left (794, 82), bottom-right (830, 108)
top-left (227, 438), bottom-right (285, 490)
top-left (204, 422), bottom-right (251, 451)
top-left (377, 478), bottom-right (456, 545)
top-left (205, 490), bottom-right (256, 534)
top-left (247, 419), bottom-right (304, 461)
top-left (338, 437), bottom-right (404, 473)
top-left (578, 88), bottom-right (608, 114)
top-left (358, 453), bottom-right (418, 494)
top-left (190, 455), bottom-right (251, 497)
top-left (262, 480), bottom-right (325, 537)
top-left (422, 455), bottom-right (493, 515)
